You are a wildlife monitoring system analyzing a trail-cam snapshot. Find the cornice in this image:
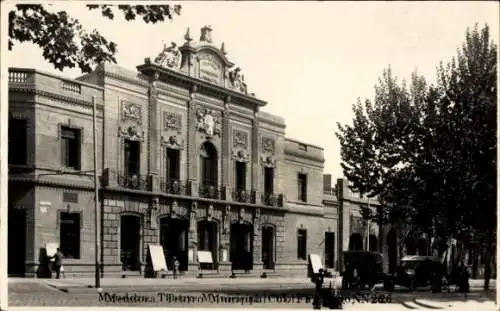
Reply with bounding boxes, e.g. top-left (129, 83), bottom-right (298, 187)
top-left (9, 176), bottom-right (95, 191)
top-left (103, 70), bottom-right (150, 88)
top-left (9, 87), bottom-right (104, 110)
top-left (285, 149), bottom-right (325, 163)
